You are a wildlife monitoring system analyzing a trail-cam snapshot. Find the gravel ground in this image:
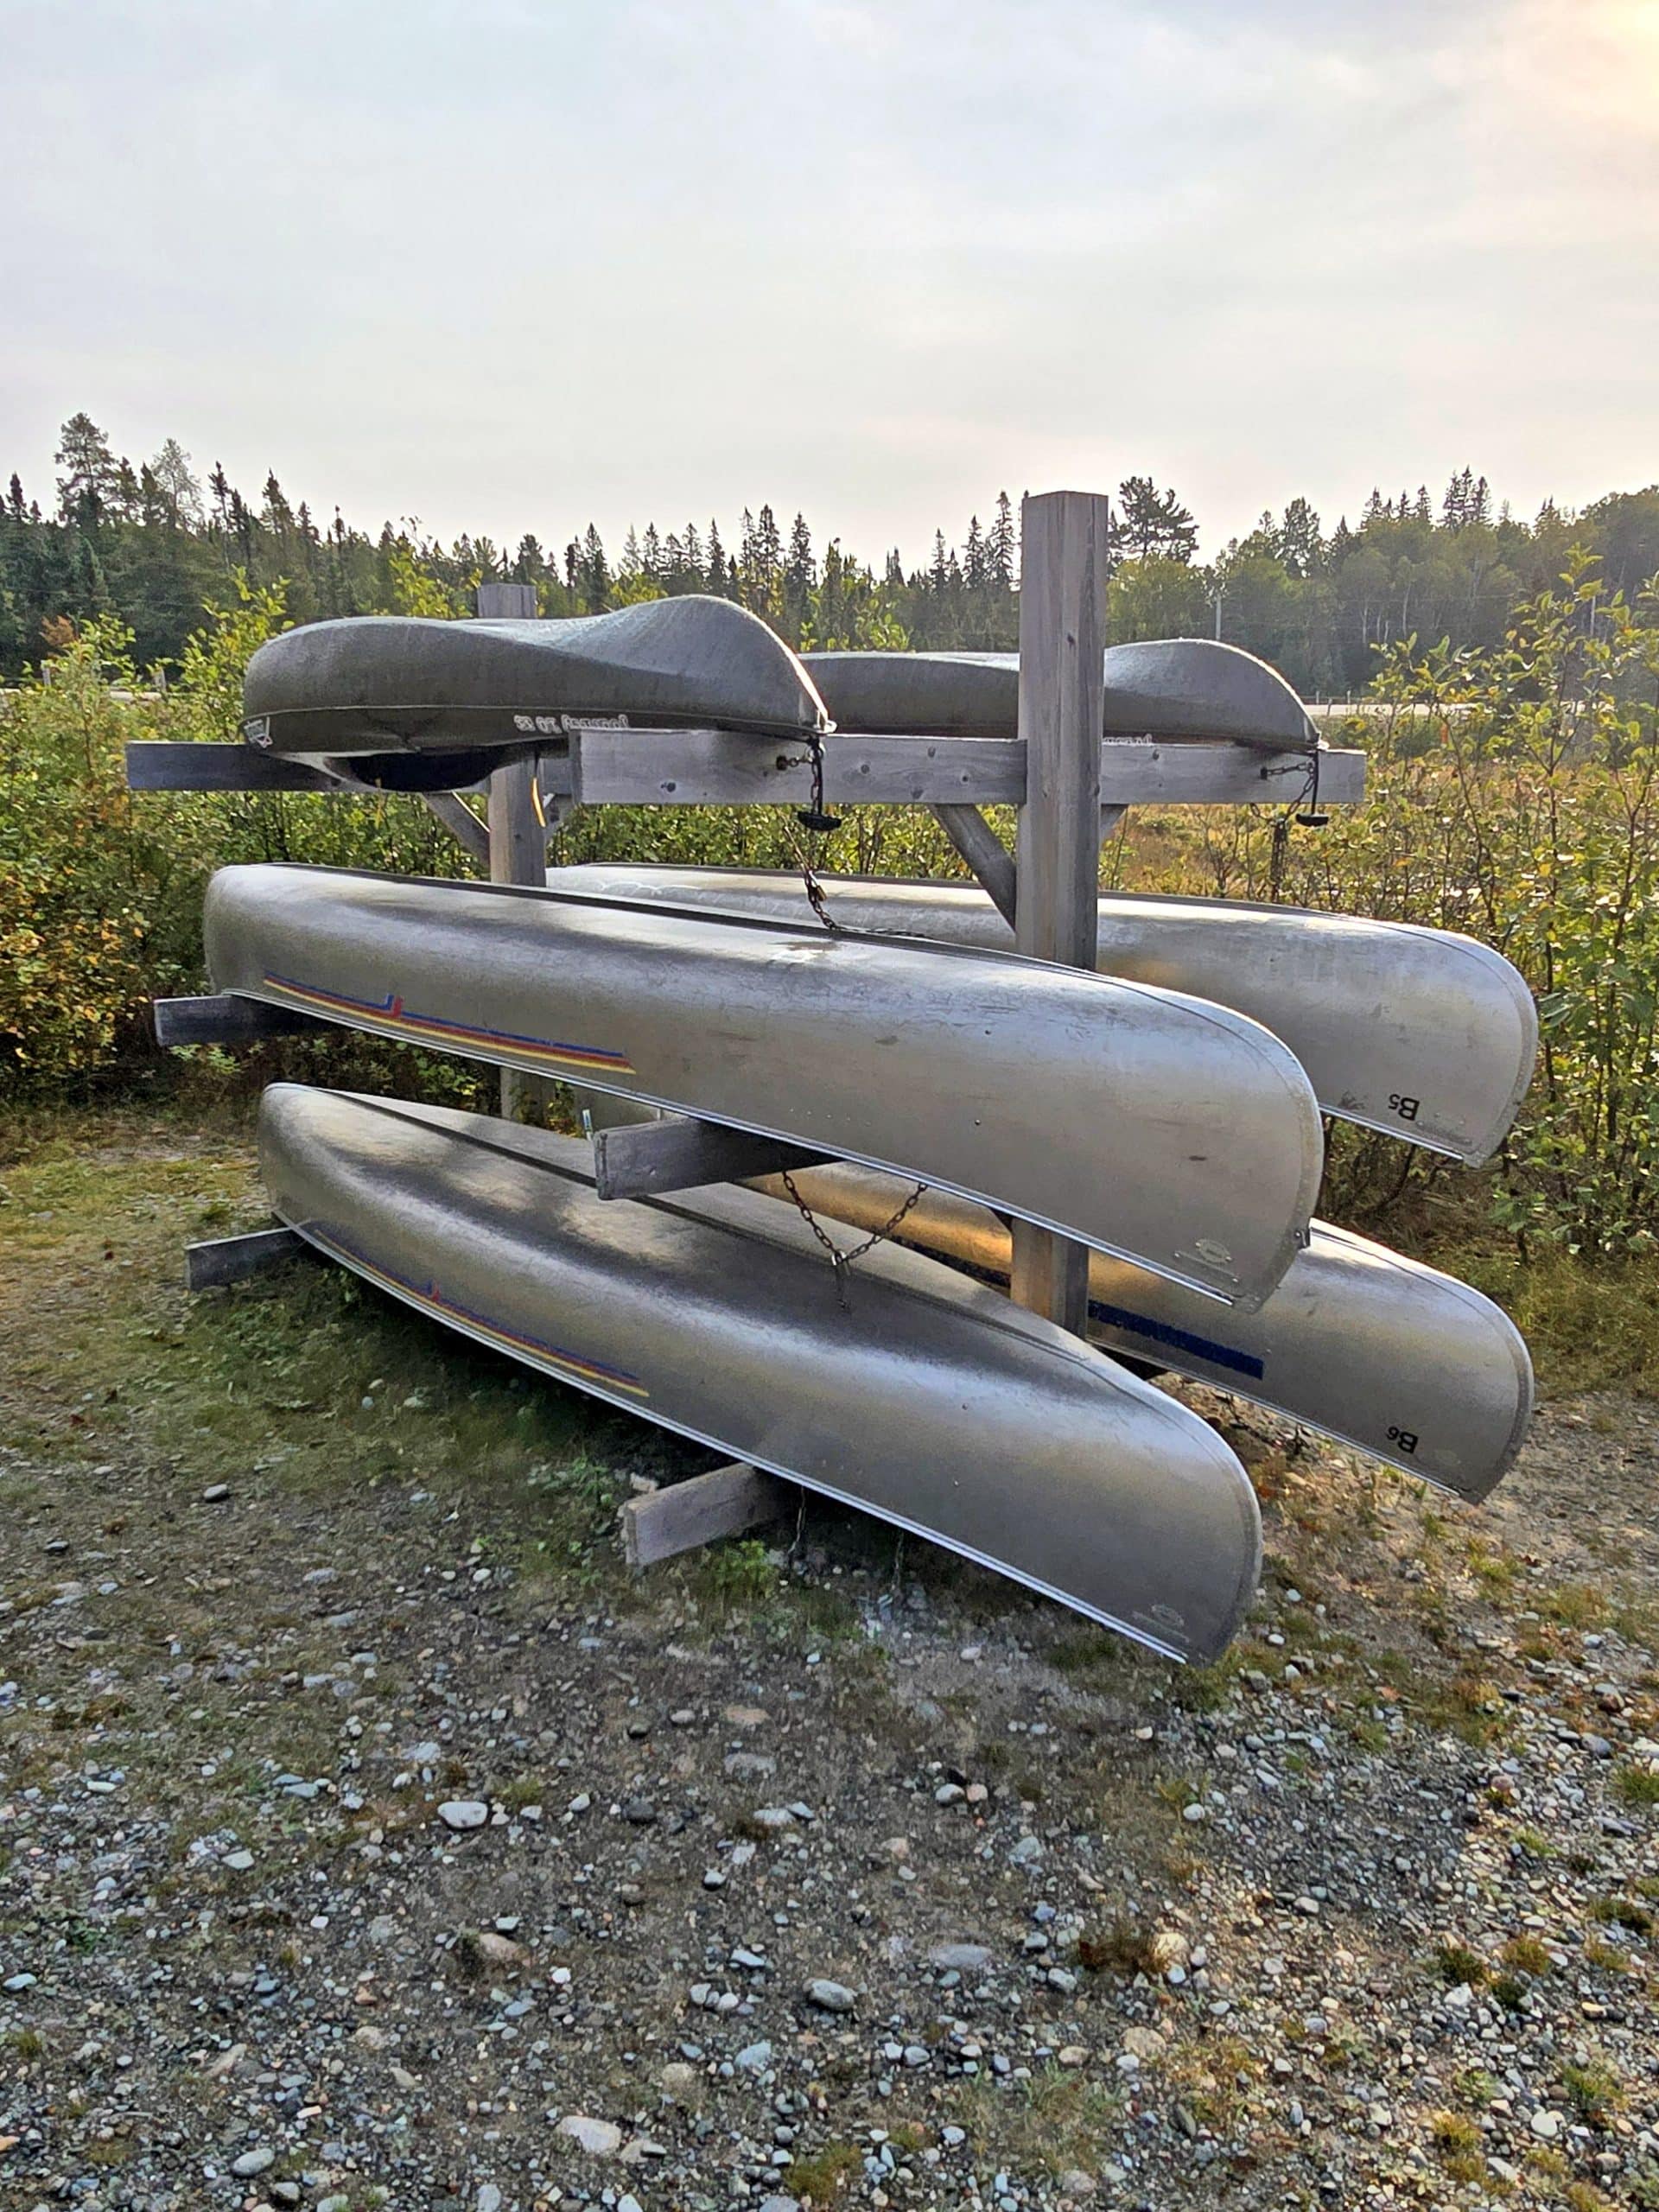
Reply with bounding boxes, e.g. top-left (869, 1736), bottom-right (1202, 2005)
top-left (2, 1125), bottom-right (1657, 2211)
